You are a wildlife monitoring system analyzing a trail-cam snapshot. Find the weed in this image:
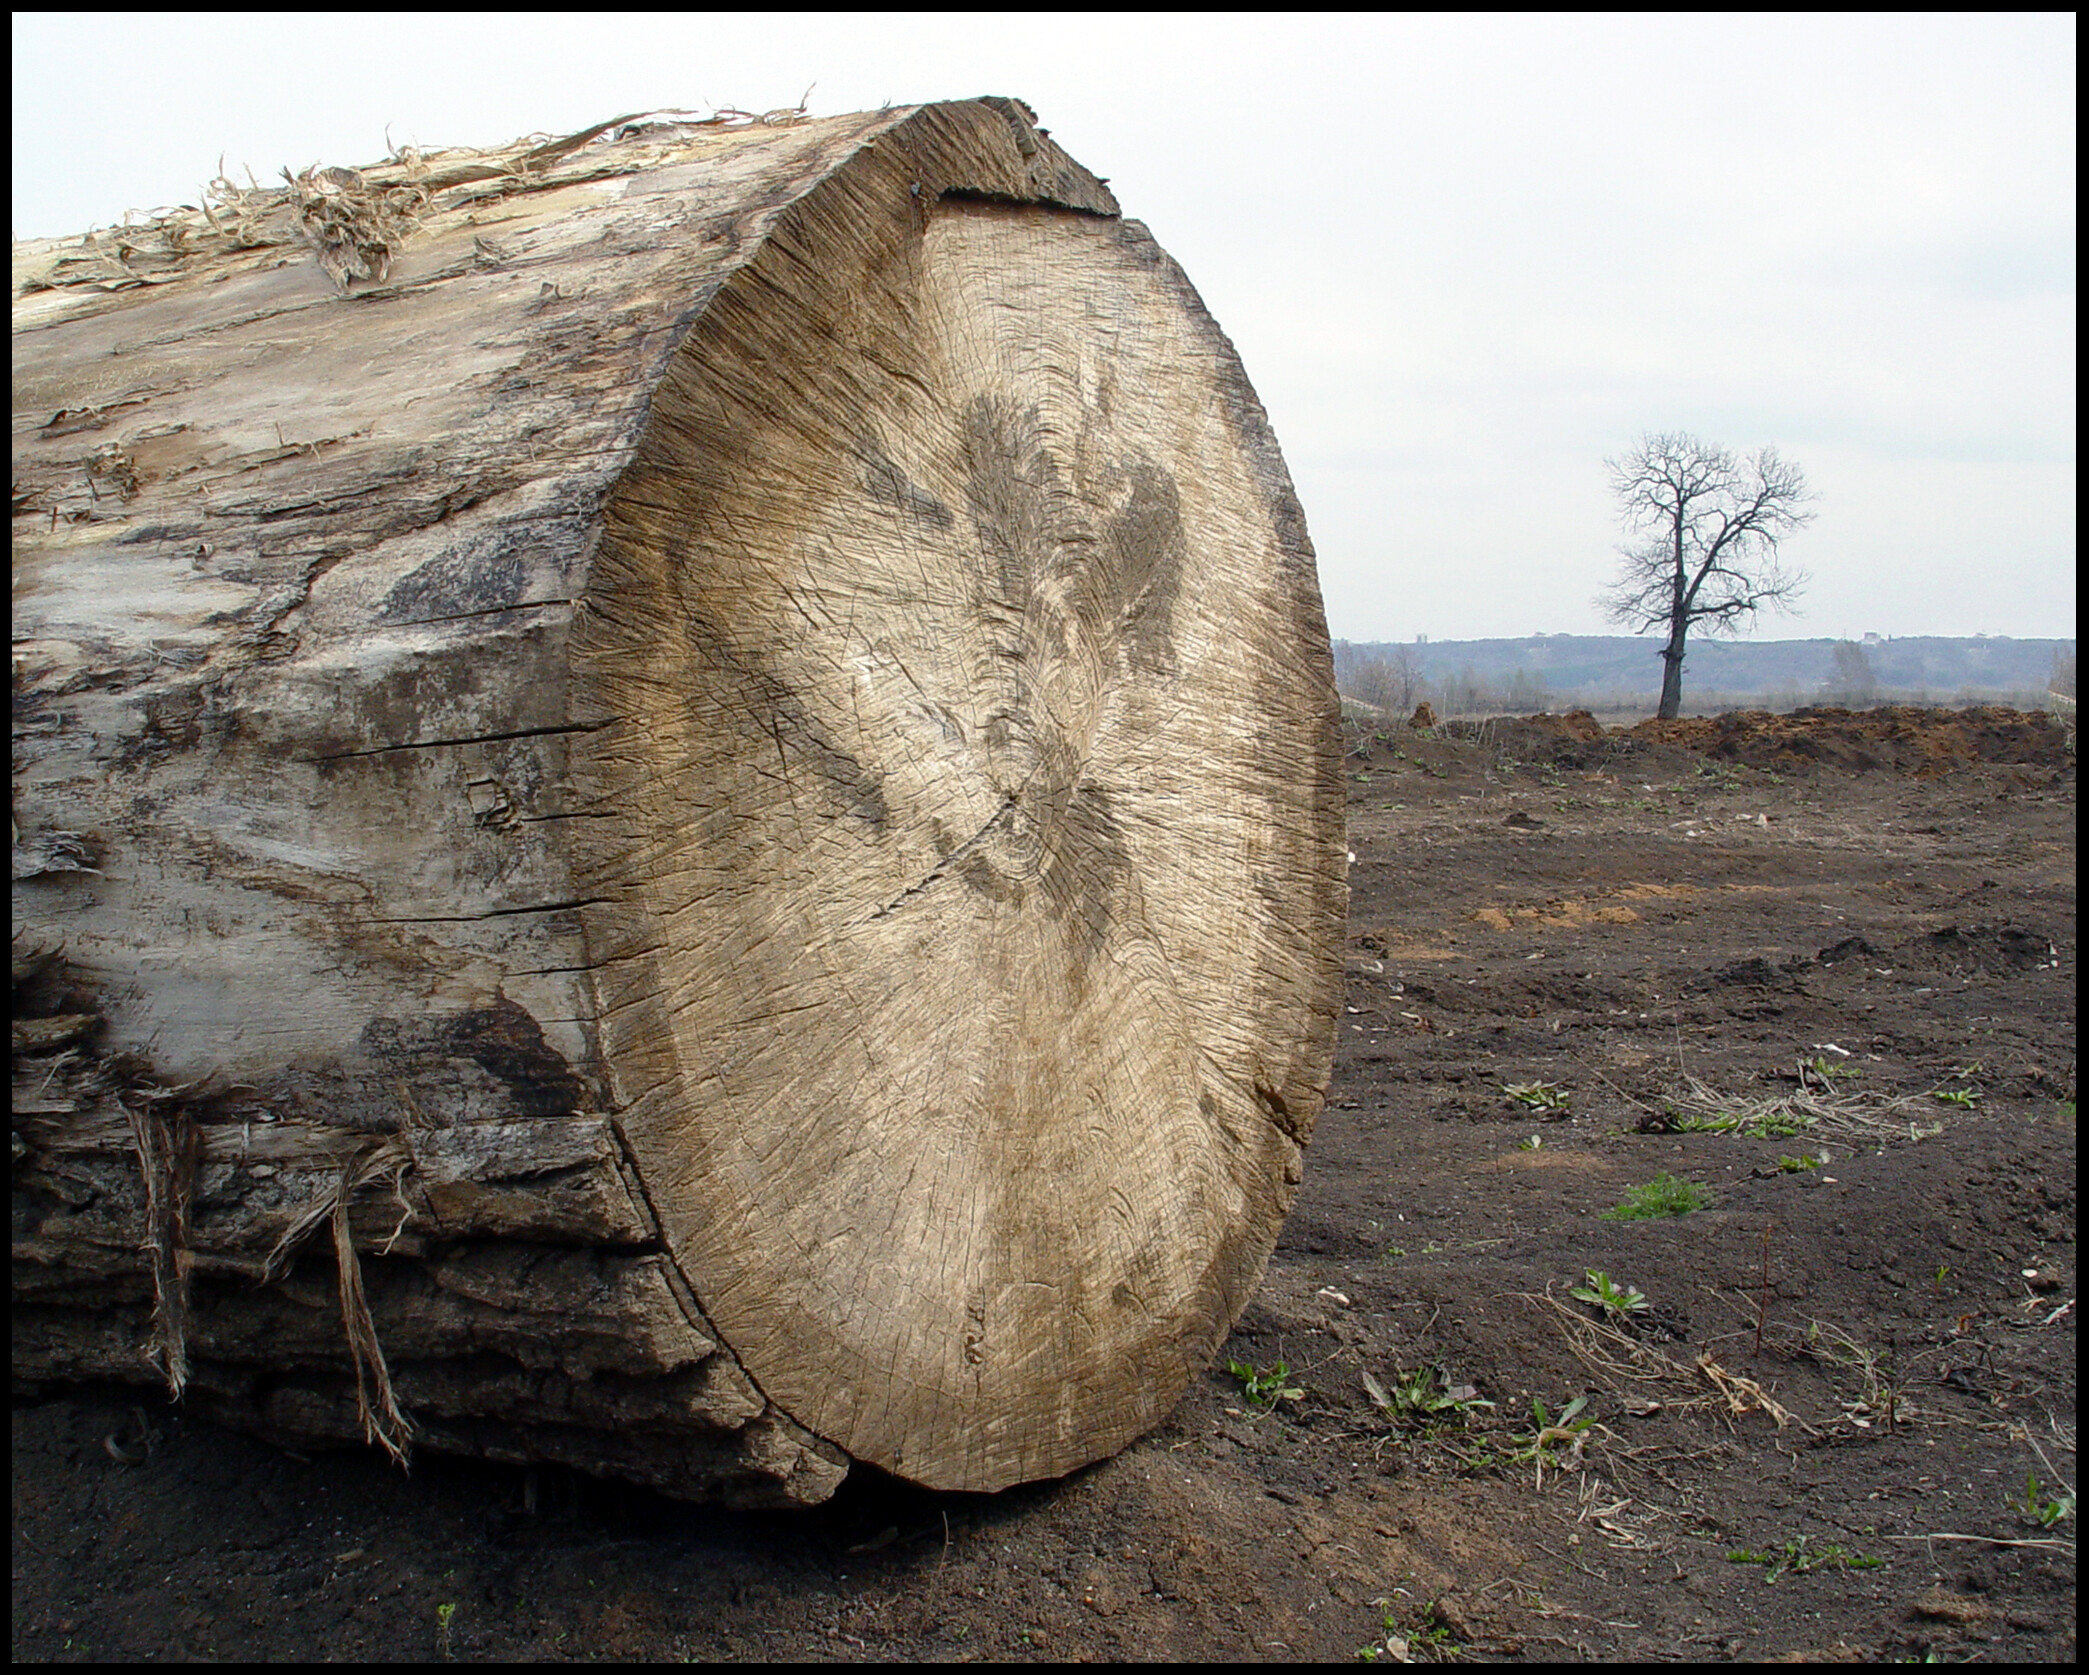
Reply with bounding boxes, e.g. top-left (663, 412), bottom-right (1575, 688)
top-left (1364, 1367), bottom-right (1494, 1429)
top-left (1725, 1536), bottom-right (1884, 1582)
top-left (2060, 1099), bottom-right (2077, 1121)
top-left (1508, 1393), bottom-right (1603, 1485)
top-left (2011, 1470), bottom-right (2076, 1529)
top-left (1776, 1151), bottom-right (1826, 1173)
top-left (1228, 1359), bottom-right (1304, 1410)
top-left (436, 1600), bottom-right (457, 1659)
top-left (1516, 1134), bottom-right (1544, 1151)
top-left (1930, 1086), bottom-right (1980, 1108)
top-left (1448, 1440), bottom-right (1502, 1474)
top-left (1668, 1108), bottom-right (1815, 1140)
top-left (1503, 1081), bottom-right (1570, 1113)
top-left (1802, 1320), bottom-right (1929, 1429)
top-left (1804, 1055), bottom-right (1862, 1083)
top-left (1601, 1173), bottom-right (1711, 1221)
top-left (1570, 1269), bottom-right (1649, 1320)
top-left (1360, 1604), bottom-right (1464, 1663)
